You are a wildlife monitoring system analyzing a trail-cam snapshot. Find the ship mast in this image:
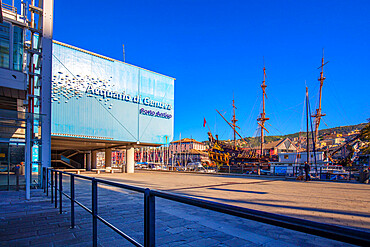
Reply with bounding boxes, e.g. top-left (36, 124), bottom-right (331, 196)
top-left (231, 95), bottom-right (238, 149)
top-left (216, 110), bottom-right (251, 148)
top-left (312, 50), bottom-right (328, 145)
top-left (257, 66), bottom-right (269, 156)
